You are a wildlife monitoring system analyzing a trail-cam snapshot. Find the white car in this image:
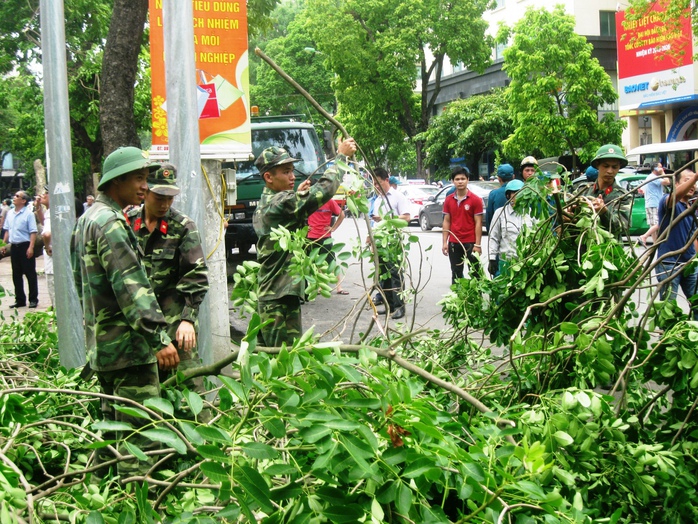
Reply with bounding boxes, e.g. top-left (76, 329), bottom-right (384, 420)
top-left (396, 184), bottom-right (441, 224)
